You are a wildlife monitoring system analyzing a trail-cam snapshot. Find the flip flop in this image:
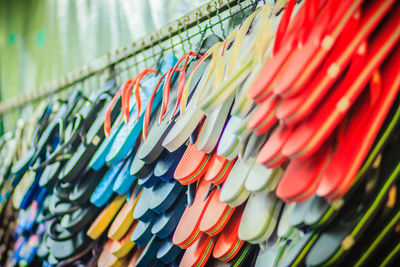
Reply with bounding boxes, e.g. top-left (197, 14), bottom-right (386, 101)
top-left (179, 233), bottom-right (215, 267)
top-left (130, 219), bottom-right (154, 247)
top-left (212, 206), bottom-right (245, 262)
top-left (281, 6), bottom-right (400, 160)
top-left (149, 179), bottom-right (184, 214)
top-left (133, 184), bottom-right (157, 222)
top-left (108, 186), bottom-right (141, 240)
top-left (272, 0), bottom-right (367, 98)
top-left (196, 94), bottom-right (234, 154)
top-left (317, 41), bottom-right (400, 200)
top-left (153, 146), bottom-right (186, 181)
top-left (238, 192), bottom-right (282, 244)
top-left (151, 193), bottom-right (187, 239)
top-left (90, 162), bottom-right (125, 207)
top-left (86, 194), bottom-right (126, 240)
top-left (256, 124), bottom-right (292, 168)
top-left (127, 246), bottom-right (145, 267)
top-left (162, 41), bottom-right (224, 152)
top-left (247, 0), bottom-right (309, 101)
top-left (275, 9), bottom-right (362, 124)
top-left (68, 166), bottom-right (107, 205)
top-left (243, 134), bottom-right (277, 193)
top-left (98, 239), bottom-right (128, 266)
top-left (203, 154), bottom-right (235, 186)
top-left (199, 188), bottom-right (235, 236)
top-left (60, 206), bottom-right (99, 234)
top-left (156, 238), bottom-right (182, 264)
top-left (198, 6), bottom-right (272, 114)
top-left (276, 142), bottom-right (333, 203)
top-left (219, 158), bottom-right (251, 207)
top-left (110, 222), bottom-right (138, 258)
top-left (135, 235), bottom-right (161, 267)
top-left (173, 178), bottom-right (215, 248)
top-left (216, 115), bottom-right (243, 160)
top-left (174, 143), bottom-right (211, 185)
top-left (112, 152), bottom-right (137, 194)
top-left (247, 95), bottom-right (279, 135)
top-left (106, 54), bottom-right (177, 165)
top-left (139, 35), bottom-right (220, 162)
top-left (130, 152), bottom-right (154, 179)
